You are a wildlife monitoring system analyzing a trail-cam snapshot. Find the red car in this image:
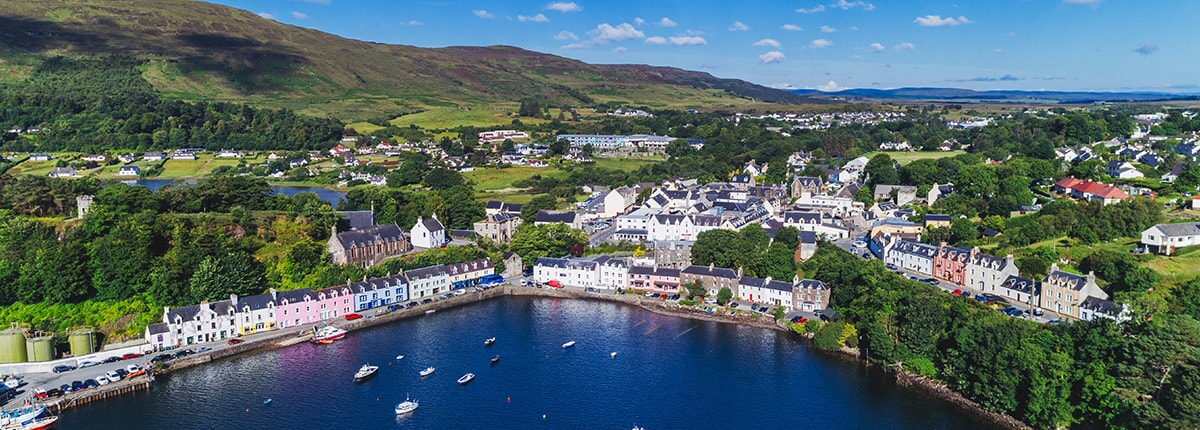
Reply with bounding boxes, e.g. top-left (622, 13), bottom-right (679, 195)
top-left (951, 289), bottom-right (963, 296)
top-left (345, 313), bottom-right (363, 320)
top-left (227, 338), bottom-right (244, 345)
top-left (120, 352), bottom-right (143, 360)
